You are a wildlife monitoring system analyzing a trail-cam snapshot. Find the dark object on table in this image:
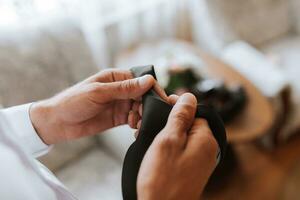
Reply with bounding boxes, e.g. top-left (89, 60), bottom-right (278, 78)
top-left (122, 65), bottom-right (227, 200)
top-left (165, 67), bottom-right (199, 94)
top-left (166, 68), bottom-right (248, 123)
top-left (192, 79), bottom-right (248, 123)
